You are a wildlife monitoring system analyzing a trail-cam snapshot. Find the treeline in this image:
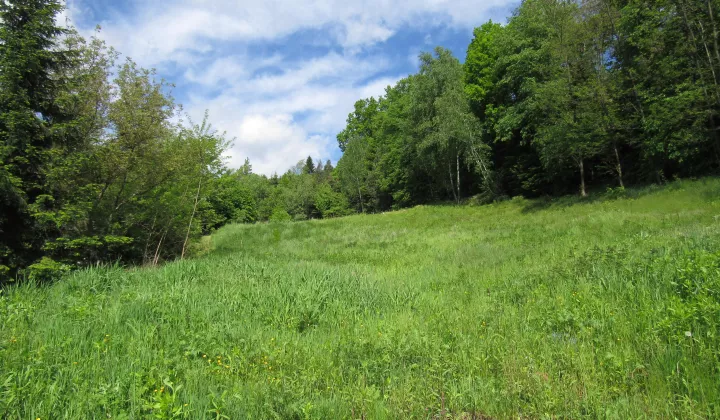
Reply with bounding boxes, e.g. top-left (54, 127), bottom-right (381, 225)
top-left (330, 0), bottom-right (720, 212)
top-left (0, 1), bottom-right (235, 282)
top-left (217, 0), bottom-right (720, 218)
top-left (0, 0), bottom-right (354, 282)
top-left (4, 0), bottom-right (720, 280)
top-left (208, 157), bottom-right (350, 224)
